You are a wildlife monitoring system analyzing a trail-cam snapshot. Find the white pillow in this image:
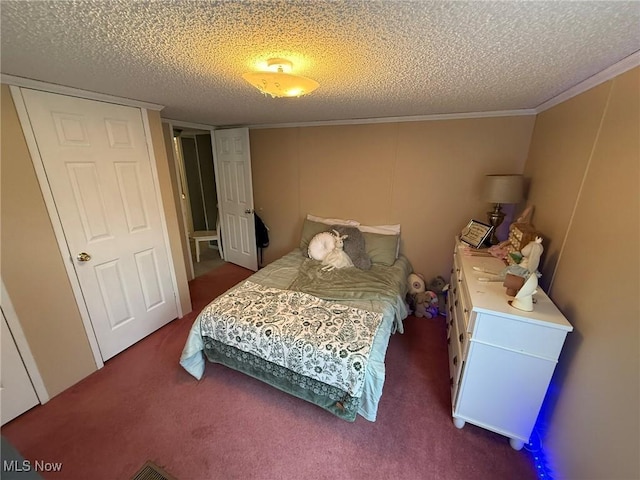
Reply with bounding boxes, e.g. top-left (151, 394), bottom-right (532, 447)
top-left (308, 232), bottom-right (336, 261)
top-left (357, 223), bottom-right (401, 235)
top-left (307, 214), bottom-right (359, 227)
